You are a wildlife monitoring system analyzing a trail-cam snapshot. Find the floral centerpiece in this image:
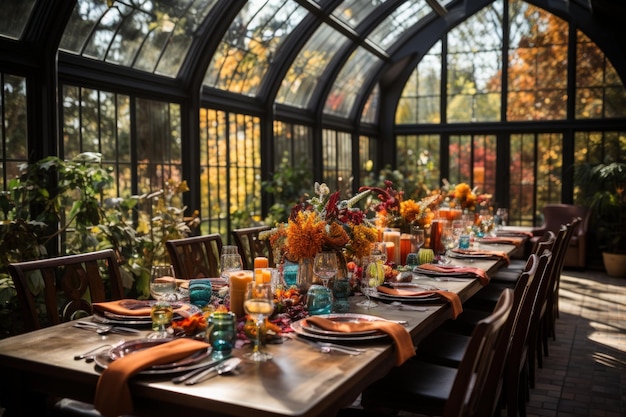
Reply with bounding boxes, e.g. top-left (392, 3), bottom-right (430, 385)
top-left (360, 180), bottom-right (442, 233)
top-left (265, 182), bottom-right (379, 291)
top-left (441, 180), bottom-right (492, 212)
